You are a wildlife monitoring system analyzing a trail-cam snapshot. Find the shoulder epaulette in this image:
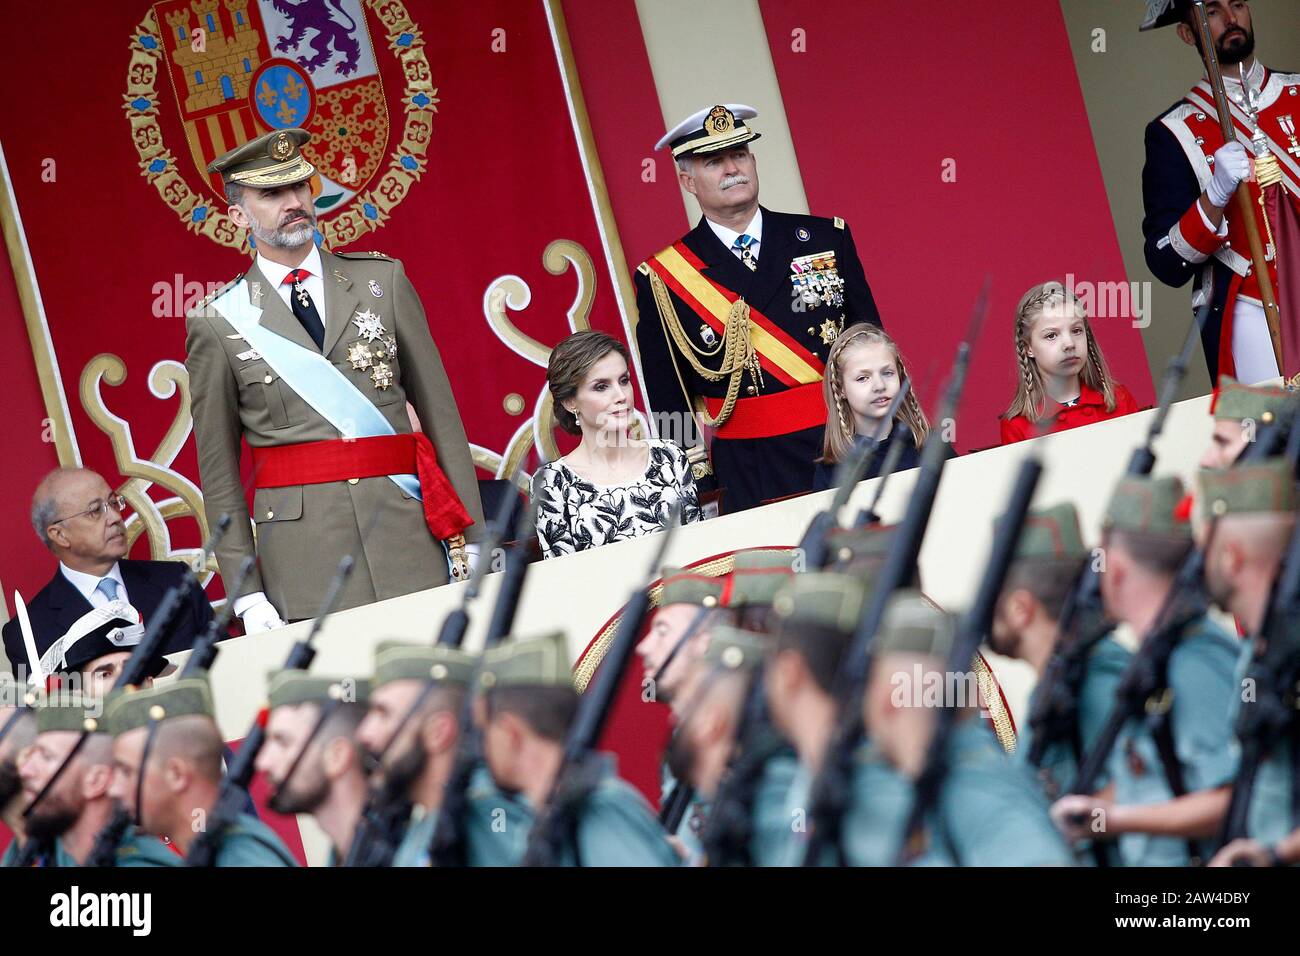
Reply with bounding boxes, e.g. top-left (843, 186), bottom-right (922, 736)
top-left (833, 217), bottom-right (845, 230)
top-left (333, 250), bottom-right (393, 261)
top-left (196, 273), bottom-right (244, 311)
